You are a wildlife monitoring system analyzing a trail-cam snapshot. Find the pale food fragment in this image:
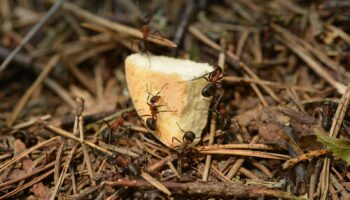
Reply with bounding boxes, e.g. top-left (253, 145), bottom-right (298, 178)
top-left (125, 53), bottom-right (213, 147)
